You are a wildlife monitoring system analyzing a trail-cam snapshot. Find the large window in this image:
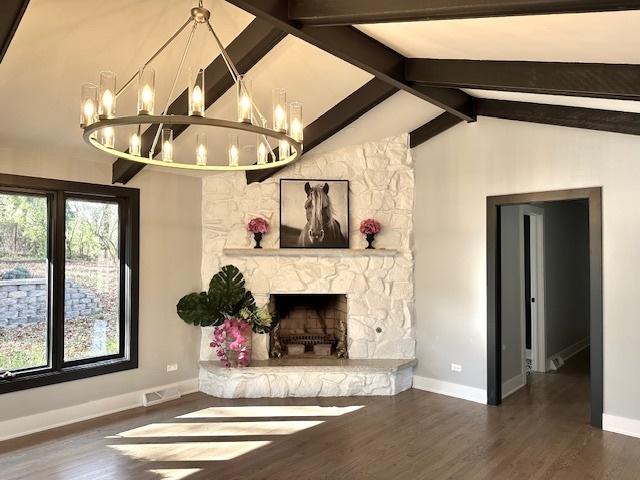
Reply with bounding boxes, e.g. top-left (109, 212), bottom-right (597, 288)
top-left (0, 174), bottom-right (139, 393)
